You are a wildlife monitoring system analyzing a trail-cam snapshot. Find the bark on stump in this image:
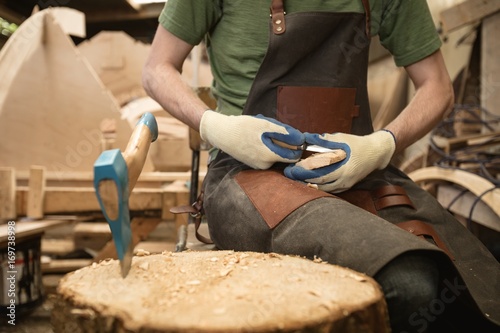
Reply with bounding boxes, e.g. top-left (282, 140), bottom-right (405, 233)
top-left (52, 250), bottom-right (390, 332)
